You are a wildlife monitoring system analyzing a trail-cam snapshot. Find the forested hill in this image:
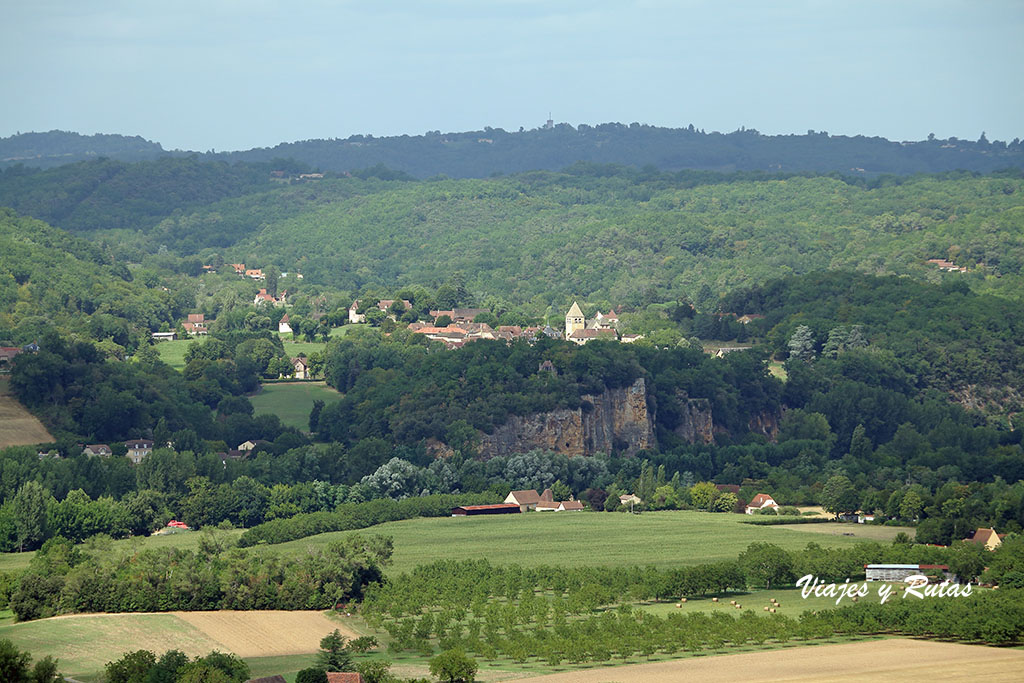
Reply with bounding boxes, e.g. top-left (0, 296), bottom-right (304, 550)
top-left (4, 124), bottom-right (1023, 176)
top-left (3, 162), bottom-right (1022, 304)
top-left (211, 125), bottom-right (1024, 177)
top-left (0, 130), bottom-right (165, 168)
top-left (217, 171), bottom-right (1024, 303)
